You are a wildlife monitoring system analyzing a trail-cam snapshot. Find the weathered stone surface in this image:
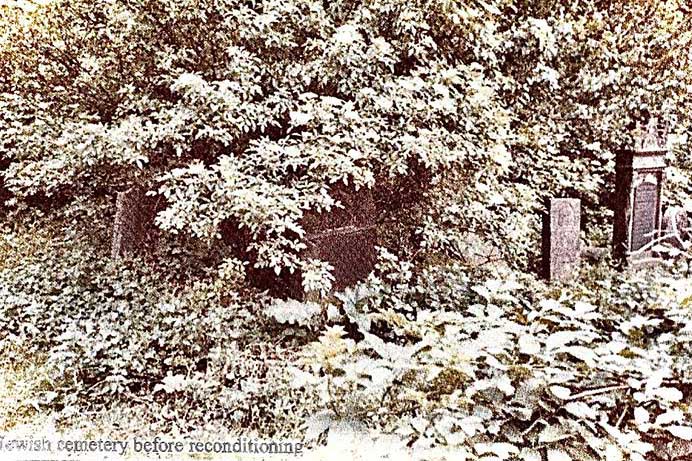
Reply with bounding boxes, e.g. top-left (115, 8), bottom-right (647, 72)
top-left (305, 224), bottom-right (376, 291)
top-left (612, 149), bottom-right (666, 265)
top-left (631, 181), bottom-right (658, 251)
top-left (226, 186), bottom-right (378, 300)
top-left (542, 198), bottom-right (581, 282)
top-left (111, 186), bottom-right (161, 259)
